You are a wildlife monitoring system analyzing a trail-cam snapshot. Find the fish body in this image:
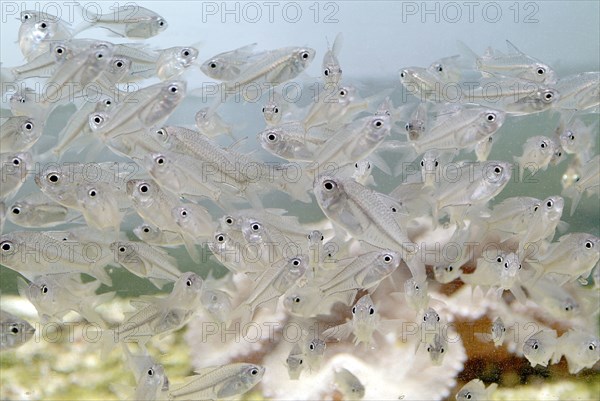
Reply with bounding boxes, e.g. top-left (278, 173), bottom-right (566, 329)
top-left (334, 367), bottom-right (365, 400)
top-left (0, 152), bottom-right (31, 202)
top-left (156, 46), bottom-right (199, 80)
top-left (555, 330), bottom-right (600, 374)
top-left (0, 309), bottom-right (35, 350)
top-left (75, 6), bottom-right (168, 38)
top-left (455, 379), bottom-right (498, 401)
top-left (0, 116), bottom-right (42, 152)
top-left (7, 191), bottom-right (75, 229)
top-left (286, 344), bottom-right (305, 380)
top-left (523, 329), bottom-right (558, 367)
top-left (322, 33), bottom-right (344, 87)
